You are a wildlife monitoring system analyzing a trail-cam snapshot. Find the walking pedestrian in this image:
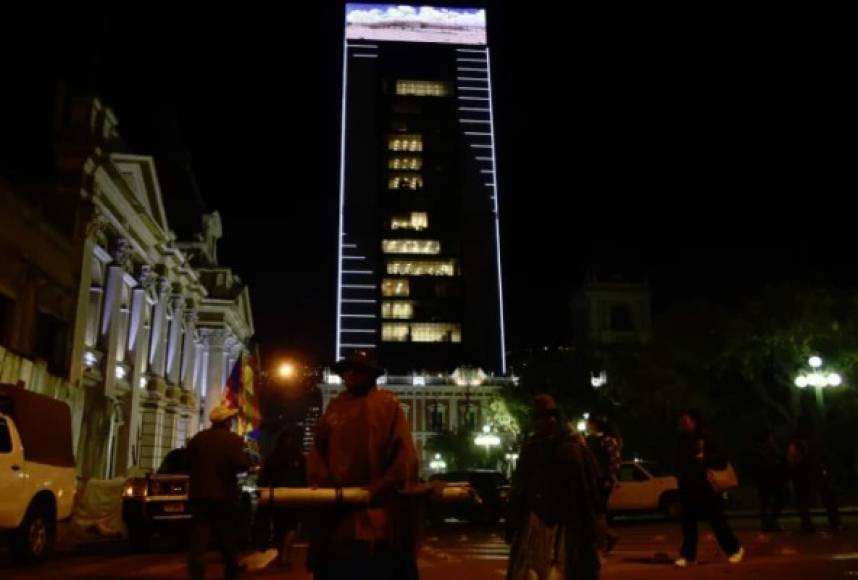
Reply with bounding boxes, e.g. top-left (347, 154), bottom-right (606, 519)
top-left (586, 415), bottom-right (622, 553)
top-left (749, 428), bottom-right (786, 532)
top-left (787, 415), bottom-right (842, 533)
top-left (187, 403), bottom-right (254, 580)
top-left (259, 427), bottom-right (306, 567)
top-left (506, 394), bottom-right (602, 580)
top-left (306, 349), bottom-right (419, 580)
top-left (674, 409), bottom-right (744, 568)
